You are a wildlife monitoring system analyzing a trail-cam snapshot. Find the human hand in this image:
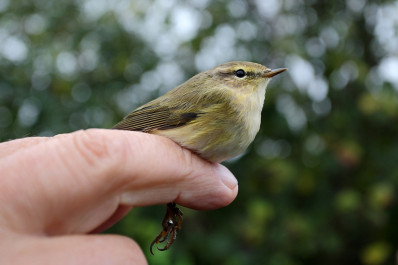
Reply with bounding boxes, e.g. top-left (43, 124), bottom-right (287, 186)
top-left (0, 129), bottom-right (238, 264)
